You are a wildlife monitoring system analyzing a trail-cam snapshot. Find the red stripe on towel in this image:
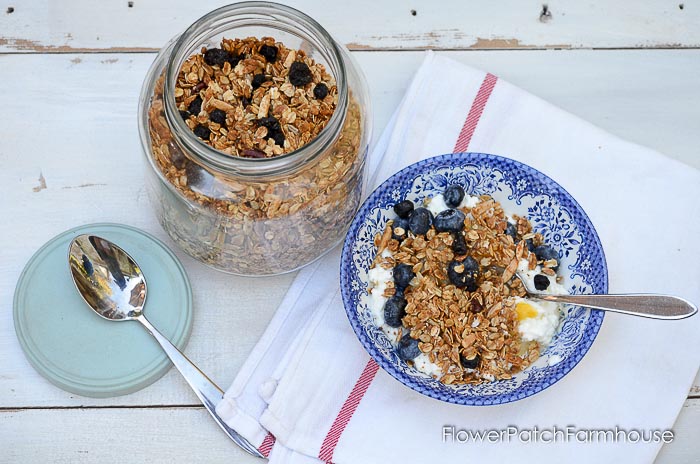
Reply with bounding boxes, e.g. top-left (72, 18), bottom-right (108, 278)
top-left (317, 71), bottom-right (499, 463)
top-left (453, 73), bottom-right (498, 152)
top-left (259, 432), bottom-right (276, 457)
top-left (318, 359), bottom-right (379, 462)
